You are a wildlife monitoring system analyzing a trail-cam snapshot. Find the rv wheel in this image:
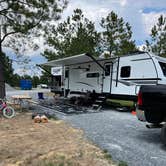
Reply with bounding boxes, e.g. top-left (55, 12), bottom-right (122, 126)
top-left (161, 123), bottom-right (166, 145)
